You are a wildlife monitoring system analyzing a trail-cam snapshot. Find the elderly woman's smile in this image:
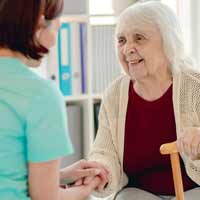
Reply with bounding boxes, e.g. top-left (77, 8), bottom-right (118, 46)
top-left (128, 59), bottom-right (144, 73)
top-left (128, 59), bottom-right (144, 68)
top-left (129, 59), bottom-right (144, 64)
